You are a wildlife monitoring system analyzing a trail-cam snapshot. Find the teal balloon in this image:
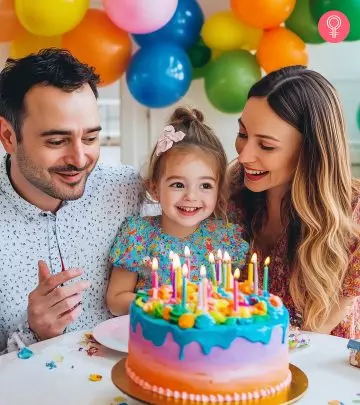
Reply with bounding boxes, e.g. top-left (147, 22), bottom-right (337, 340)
top-left (204, 51), bottom-right (261, 114)
top-left (310, 0), bottom-right (360, 41)
top-left (286, 0), bottom-right (324, 44)
top-left (357, 105), bottom-right (360, 131)
top-left (188, 37), bottom-right (211, 69)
